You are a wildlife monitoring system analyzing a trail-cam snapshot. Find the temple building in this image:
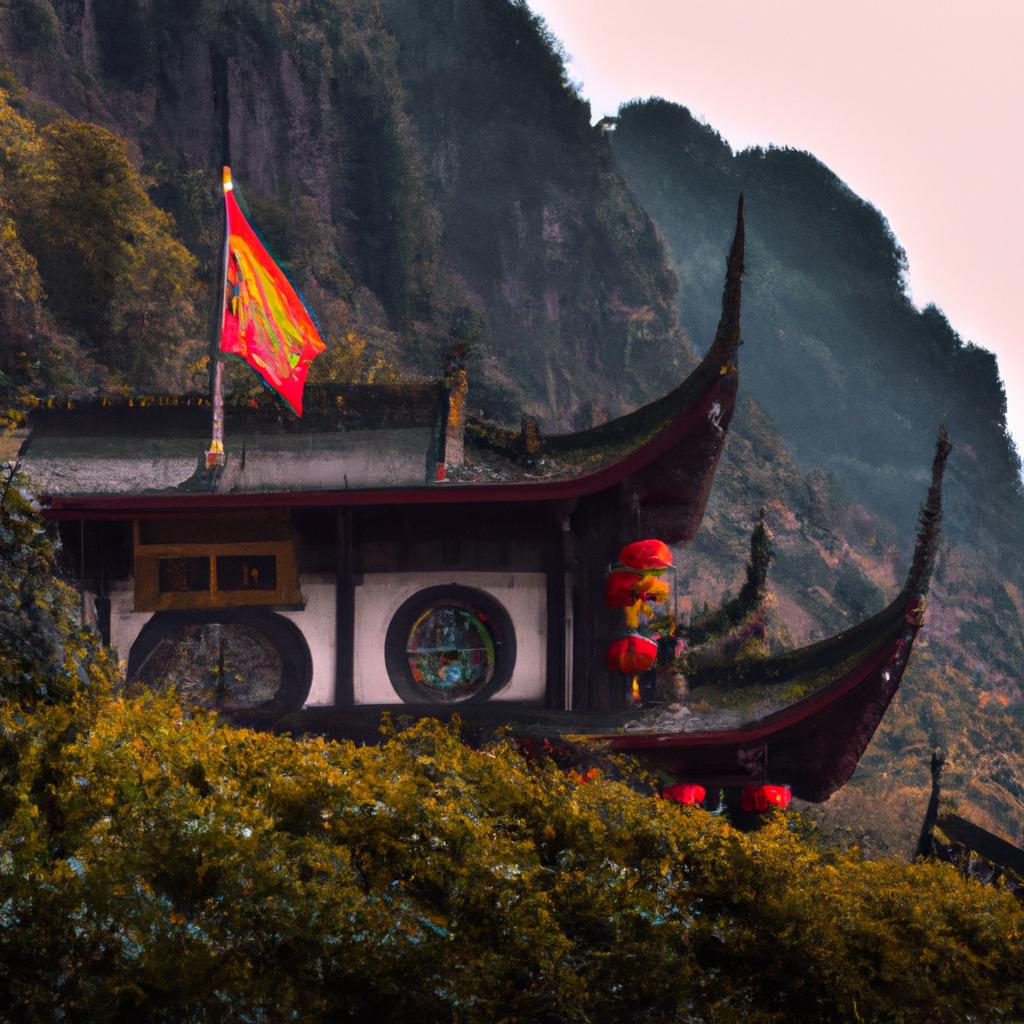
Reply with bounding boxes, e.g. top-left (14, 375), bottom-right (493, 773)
top-left (11, 199), bottom-right (950, 802)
